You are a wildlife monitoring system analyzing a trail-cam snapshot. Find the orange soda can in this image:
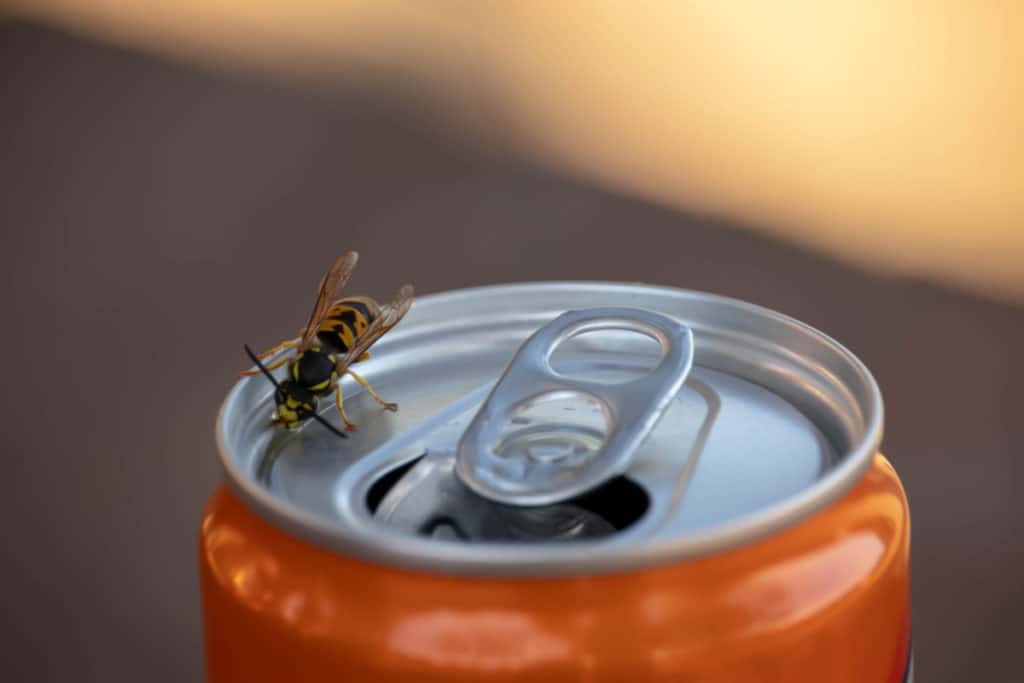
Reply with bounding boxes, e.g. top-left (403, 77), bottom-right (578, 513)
top-left (201, 283), bottom-right (911, 682)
